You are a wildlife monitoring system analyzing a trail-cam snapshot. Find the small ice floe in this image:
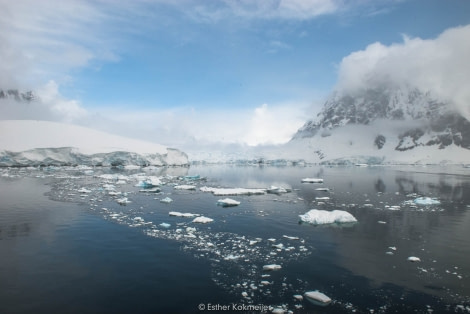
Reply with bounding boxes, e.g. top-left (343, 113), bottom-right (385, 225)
top-left (301, 178), bottom-right (323, 183)
top-left (108, 191), bottom-right (121, 196)
top-left (378, 221), bottom-right (387, 224)
top-left (272, 243), bottom-right (284, 250)
top-left (355, 163), bottom-right (368, 167)
top-left (139, 187), bottom-right (160, 193)
top-left (260, 281), bottom-right (271, 286)
top-left (315, 197), bottom-right (330, 201)
top-left (116, 197), bottom-right (131, 205)
top-left (159, 222), bottom-right (171, 228)
top-left (388, 246), bottom-right (397, 251)
top-left (413, 197), bottom-right (440, 205)
top-left (77, 187), bottom-right (91, 193)
top-left (200, 186), bottom-right (266, 196)
top-left (174, 185), bottom-right (196, 190)
top-left (283, 235), bottom-right (300, 240)
top-left (160, 197), bottom-right (173, 204)
top-left (217, 198), bottom-right (241, 207)
top-left (385, 205), bottom-right (401, 211)
top-left (263, 264), bottom-right (282, 271)
top-left (271, 308), bottom-right (285, 314)
top-left (183, 175), bottom-right (201, 181)
top-left (304, 290), bottom-right (332, 306)
top-left (169, 211), bottom-right (199, 218)
top-left (315, 188), bottom-right (330, 192)
top-left (407, 256), bottom-right (421, 262)
top-left (299, 209), bottom-right (357, 225)
top-left (266, 186), bottom-right (291, 194)
top-left (192, 216), bottom-right (214, 224)
top-left (293, 295), bottom-right (303, 301)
